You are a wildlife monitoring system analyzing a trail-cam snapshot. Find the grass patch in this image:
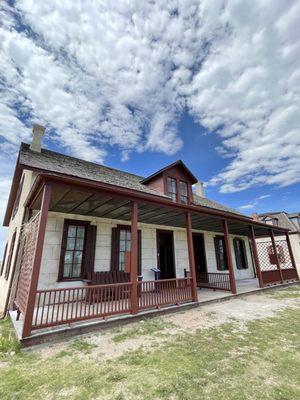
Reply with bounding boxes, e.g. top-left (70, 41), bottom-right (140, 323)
top-left (269, 285), bottom-right (300, 300)
top-left (0, 305), bottom-right (299, 399)
top-left (0, 318), bottom-right (20, 358)
top-left (112, 317), bottom-right (174, 343)
top-left (68, 339), bottom-right (97, 354)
